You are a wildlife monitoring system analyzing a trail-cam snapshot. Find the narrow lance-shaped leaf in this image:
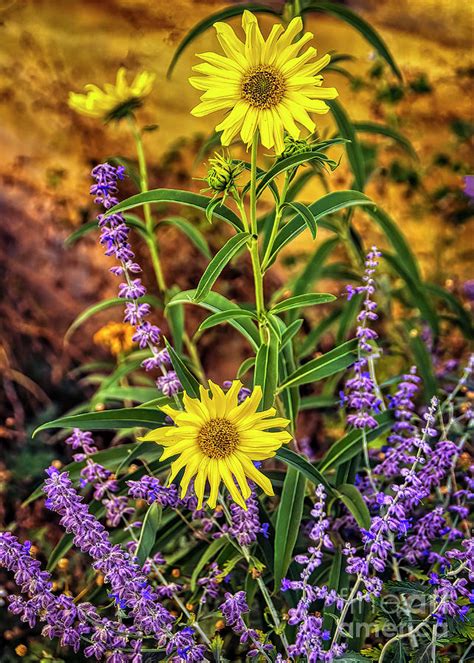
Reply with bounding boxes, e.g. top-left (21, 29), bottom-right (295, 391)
top-left (165, 338), bottom-right (201, 399)
top-left (253, 328), bottom-right (279, 410)
top-left (194, 233), bottom-right (251, 303)
top-left (166, 4), bottom-right (279, 78)
top-left (271, 293), bottom-right (336, 315)
top-left (353, 121), bottom-right (417, 160)
top-left (269, 190), bottom-right (375, 264)
top-left (166, 290), bottom-right (260, 350)
top-left (283, 201), bottom-right (318, 239)
top-left (104, 189), bottom-right (244, 232)
top-left (328, 99), bottom-right (366, 191)
top-left (33, 408), bottom-right (167, 437)
top-left (303, 2), bottom-right (402, 80)
top-left (274, 467), bottom-right (306, 590)
top-left (335, 483), bottom-right (371, 530)
top-left (278, 339), bottom-right (358, 391)
top-left (136, 503), bottom-right (162, 565)
top-left (275, 447), bottom-right (333, 494)
top-left (160, 217), bottom-right (211, 258)
top-left (198, 308), bottom-right (258, 333)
